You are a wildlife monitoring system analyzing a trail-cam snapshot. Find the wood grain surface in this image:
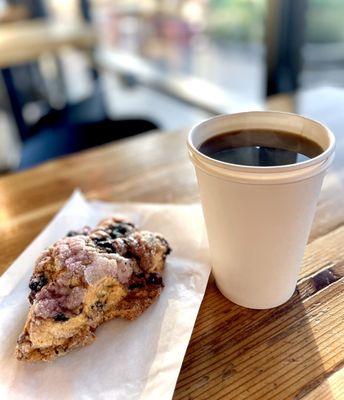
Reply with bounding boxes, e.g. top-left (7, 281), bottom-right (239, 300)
top-left (0, 19), bottom-right (95, 68)
top-left (0, 125), bottom-right (343, 399)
